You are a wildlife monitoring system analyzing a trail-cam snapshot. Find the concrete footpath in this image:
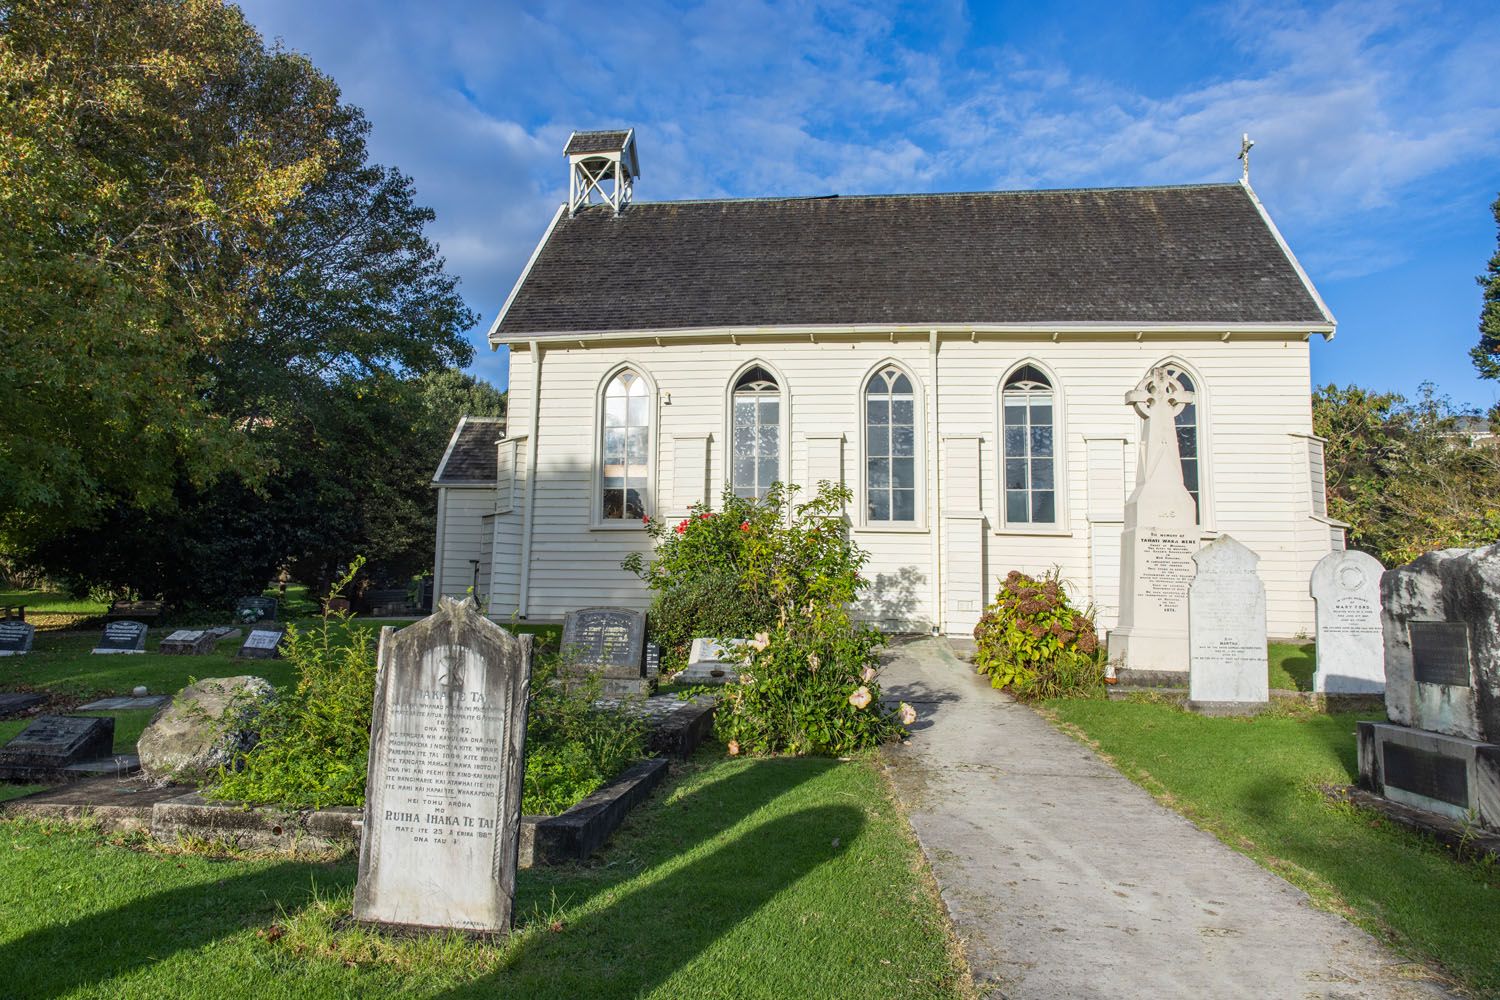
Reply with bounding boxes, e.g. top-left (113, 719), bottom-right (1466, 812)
top-left (879, 638), bottom-right (1450, 1000)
